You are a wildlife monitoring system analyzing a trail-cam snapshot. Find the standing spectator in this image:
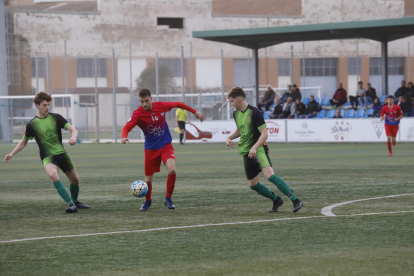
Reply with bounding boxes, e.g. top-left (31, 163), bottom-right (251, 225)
top-left (279, 85), bottom-right (292, 104)
top-left (366, 83), bottom-right (377, 102)
top-left (349, 81), bottom-right (366, 110)
top-left (290, 84), bottom-right (302, 102)
top-left (270, 98), bottom-right (283, 119)
top-left (332, 109), bottom-right (343, 119)
top-left (257, 86), bottom-right (276, 111)
top-left (176, 105), bottom-right (190, 145)
top-left (282, 97), bottom-right (295, 119)
top-left (394, 80), bottom-right (408, 99)
top-left (305, 95), bottom-right (320, 118)
top-left (294, 98), bottom-right (306, 119)
top-left (398, 96), bottom-right (412, 117)
top-left (372, 97), bottom-right (383, 118)
top-left (330, 83), bottom-right (347, 109)
top-left (406, 82), bottom-right (414, 102)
